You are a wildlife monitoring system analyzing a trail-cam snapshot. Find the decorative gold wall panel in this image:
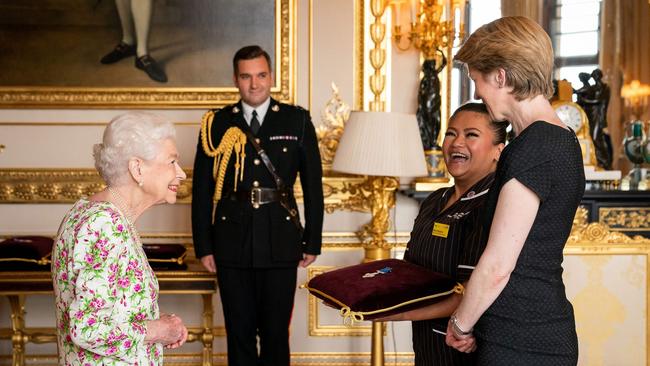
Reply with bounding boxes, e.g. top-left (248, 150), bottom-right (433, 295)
top-left (0, 168), bottom-right (369, 213)
top-left (307, 266), bottom-right (374, 336)
top-left (570, 206), bottom-right (650, 244)
top-left (599, 207), bottom-right (650, 232)
top-left (0, 352), bottom-right (416, 366)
